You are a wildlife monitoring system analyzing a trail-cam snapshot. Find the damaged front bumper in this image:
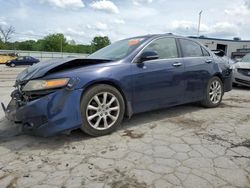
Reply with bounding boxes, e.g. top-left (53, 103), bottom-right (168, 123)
top-left (2, 88), bottom-right (83, 137)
